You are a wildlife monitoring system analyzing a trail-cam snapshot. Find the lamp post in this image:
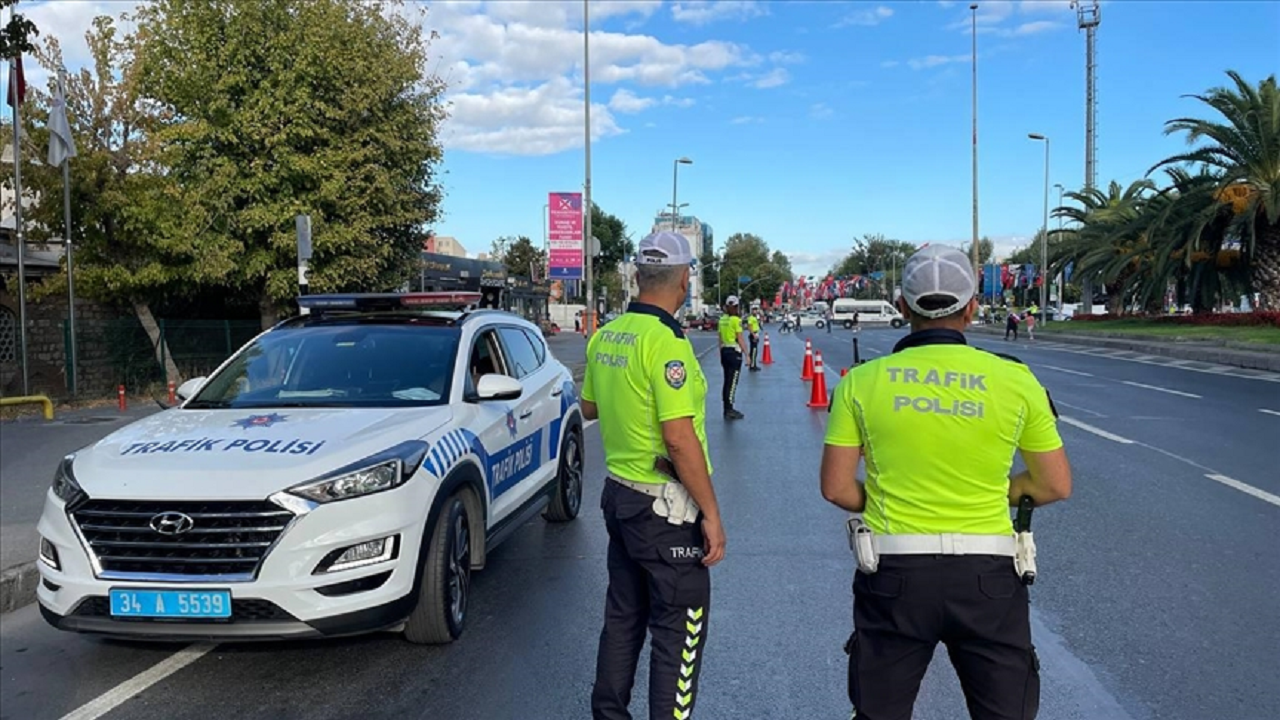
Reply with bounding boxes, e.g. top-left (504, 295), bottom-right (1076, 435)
top-left (542, 203), bottom-right (549, 278)
top-left (1029, 133), bottom-right (1050, 322)
top-left (969, 3), bottom-right (980, 280)
top-left (583, 0), bottom-right (594, 334)
top-left (671, 157), bottom-right (692, 230)
top-left (1054, 182), bottom-right (1064, 310)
